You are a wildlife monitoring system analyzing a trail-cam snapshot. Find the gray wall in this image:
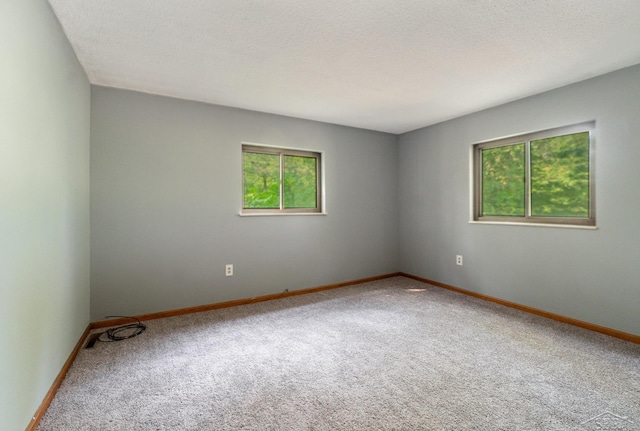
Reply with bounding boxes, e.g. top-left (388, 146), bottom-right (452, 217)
top-left (398, 64), bottom-right (640, 336)
top-left (0, 1), bottom-right (91, 430)
top-left (90, 87), bottom-right (399, 321)
top-left (3, 4), bottom-right (637, 425)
